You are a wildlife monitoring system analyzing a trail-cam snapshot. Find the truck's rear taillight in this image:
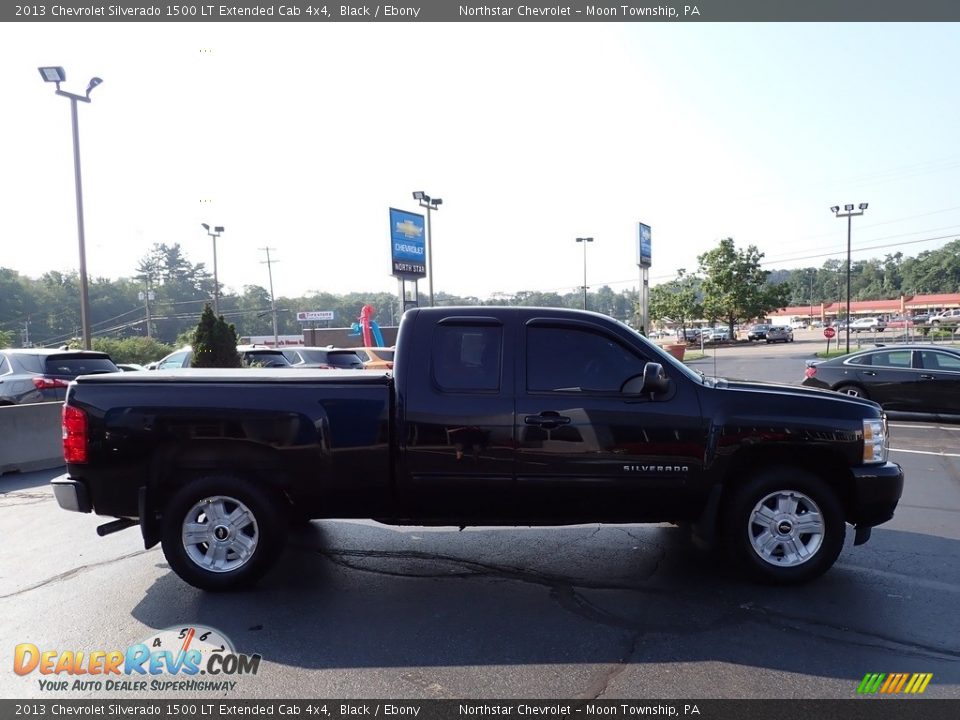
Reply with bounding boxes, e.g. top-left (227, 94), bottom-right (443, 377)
top-left (804, 366), bottom-right (817, 379)
top-left (62, 405), bottom-right (88, 464)
top-left (34, 377), bottom-right (70, 390)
